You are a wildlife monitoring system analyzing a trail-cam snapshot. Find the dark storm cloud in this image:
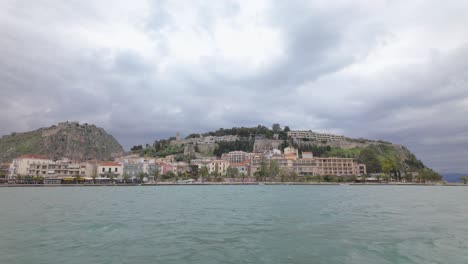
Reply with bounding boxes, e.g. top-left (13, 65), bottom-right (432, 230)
top-left (1, 0), bottom-right (468, 172)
